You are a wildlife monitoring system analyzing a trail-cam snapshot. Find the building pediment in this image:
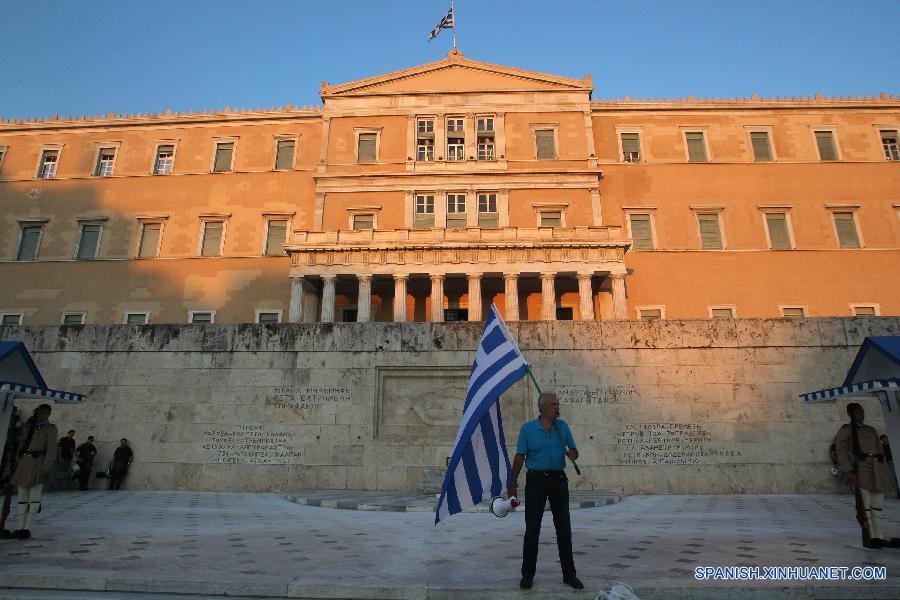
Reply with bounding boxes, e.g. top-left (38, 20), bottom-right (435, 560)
top-left (321, 49), bottom-right (592, 99)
